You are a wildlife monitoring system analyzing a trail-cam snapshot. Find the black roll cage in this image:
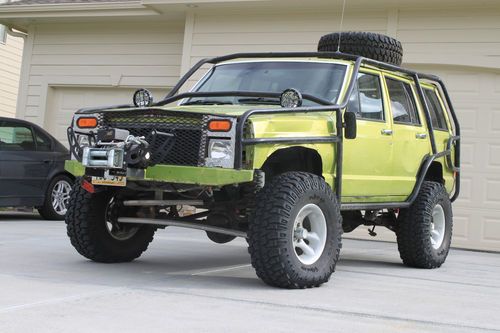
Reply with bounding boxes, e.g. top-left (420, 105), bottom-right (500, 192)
top-left (159, 51), bottom-right (460, 205)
